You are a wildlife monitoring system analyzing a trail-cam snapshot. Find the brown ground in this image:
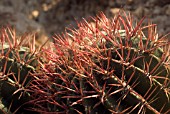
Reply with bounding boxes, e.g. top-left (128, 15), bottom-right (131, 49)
top-left (0, 0), bottom-right (169, 46)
